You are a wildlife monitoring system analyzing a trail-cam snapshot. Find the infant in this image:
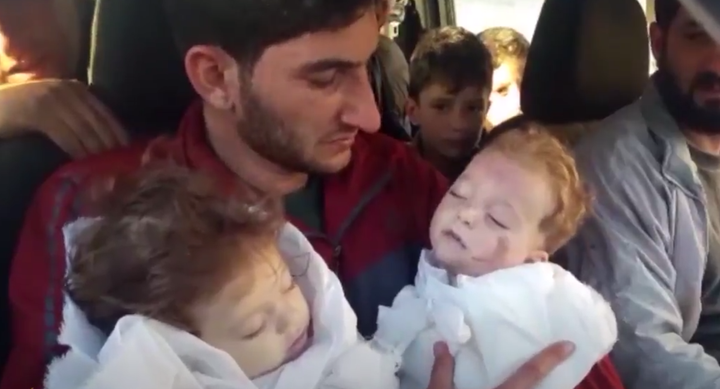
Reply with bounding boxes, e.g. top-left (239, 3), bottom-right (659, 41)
top-left (45, 166), bottom-right (399, 389)
top-left (373, 123), bottom-right (618, 389)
